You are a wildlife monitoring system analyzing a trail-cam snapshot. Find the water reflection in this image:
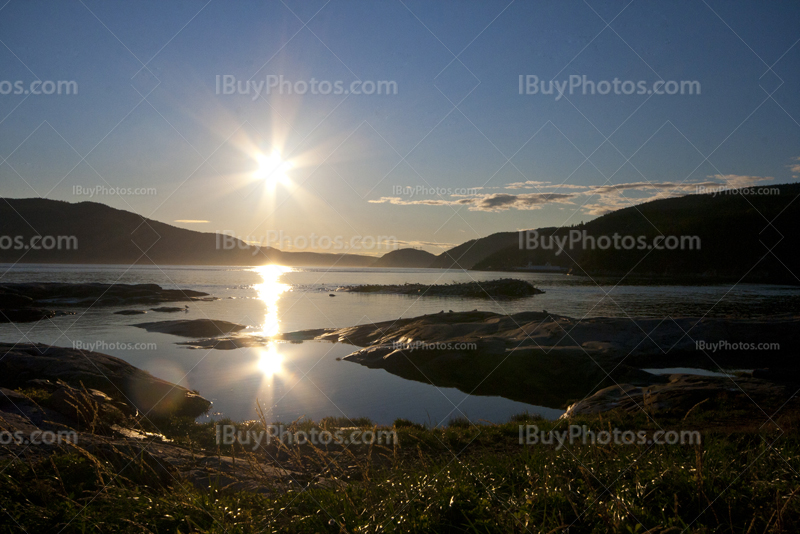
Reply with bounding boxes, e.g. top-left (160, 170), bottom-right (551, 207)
top-left (257, 345), bottom-right (283, 377)
top-left (251, 265), bottom-right (291, 380)
top-left (252, 264), bottom-right (291, 337)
